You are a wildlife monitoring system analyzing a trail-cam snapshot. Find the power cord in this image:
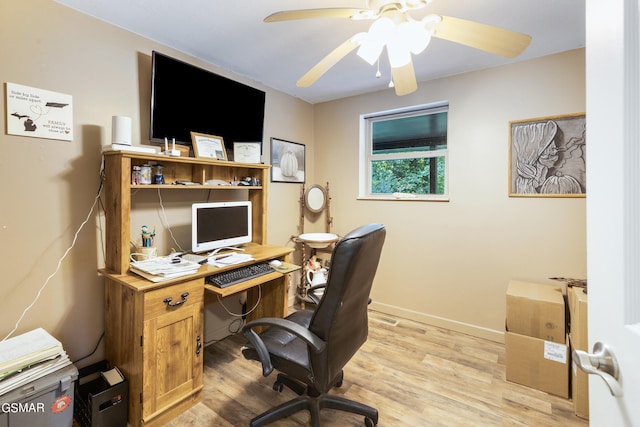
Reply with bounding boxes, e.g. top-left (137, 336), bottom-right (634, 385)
top-left (216, 285), bottom-right (262, 318)
top-left (156, 188), bottom-right (184, 252)
top-left (2, 168), bottom-right (104, 342)
top-left (72, 332), bottom-right (104, 364)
